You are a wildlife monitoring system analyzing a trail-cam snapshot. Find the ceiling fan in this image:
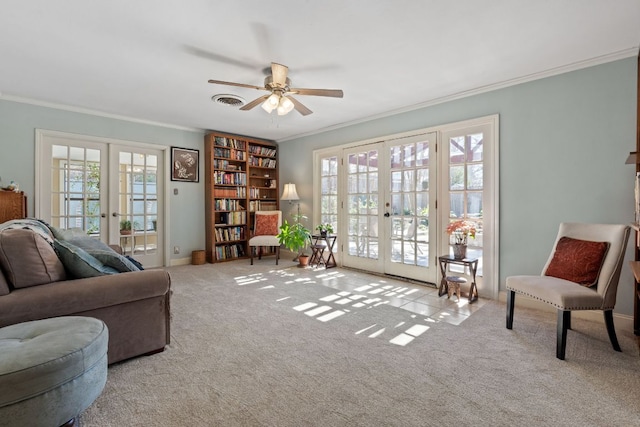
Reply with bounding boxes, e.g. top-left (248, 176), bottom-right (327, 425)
top-left (208, 62), bottom-right (343, 116)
